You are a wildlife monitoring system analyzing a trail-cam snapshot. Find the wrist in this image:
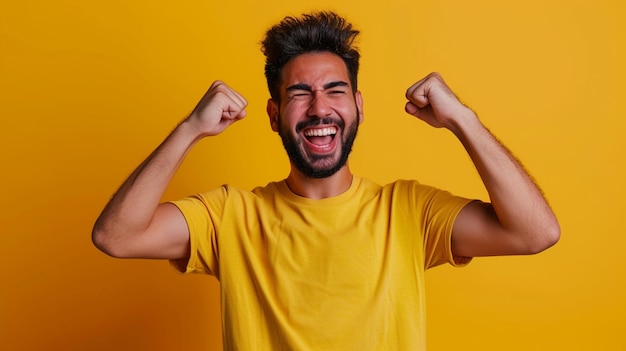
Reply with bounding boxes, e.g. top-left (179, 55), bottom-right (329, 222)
top-left (176, 117), bottom-right (208, 145)
top-left (448, 107), bottom-right (482, 139)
